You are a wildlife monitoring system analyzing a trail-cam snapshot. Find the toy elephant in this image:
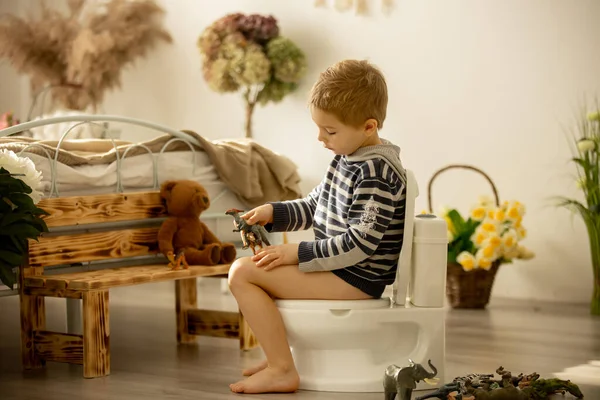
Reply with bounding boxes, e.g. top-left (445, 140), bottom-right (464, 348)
top-left (383, 359), bottom-right (438, 400)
